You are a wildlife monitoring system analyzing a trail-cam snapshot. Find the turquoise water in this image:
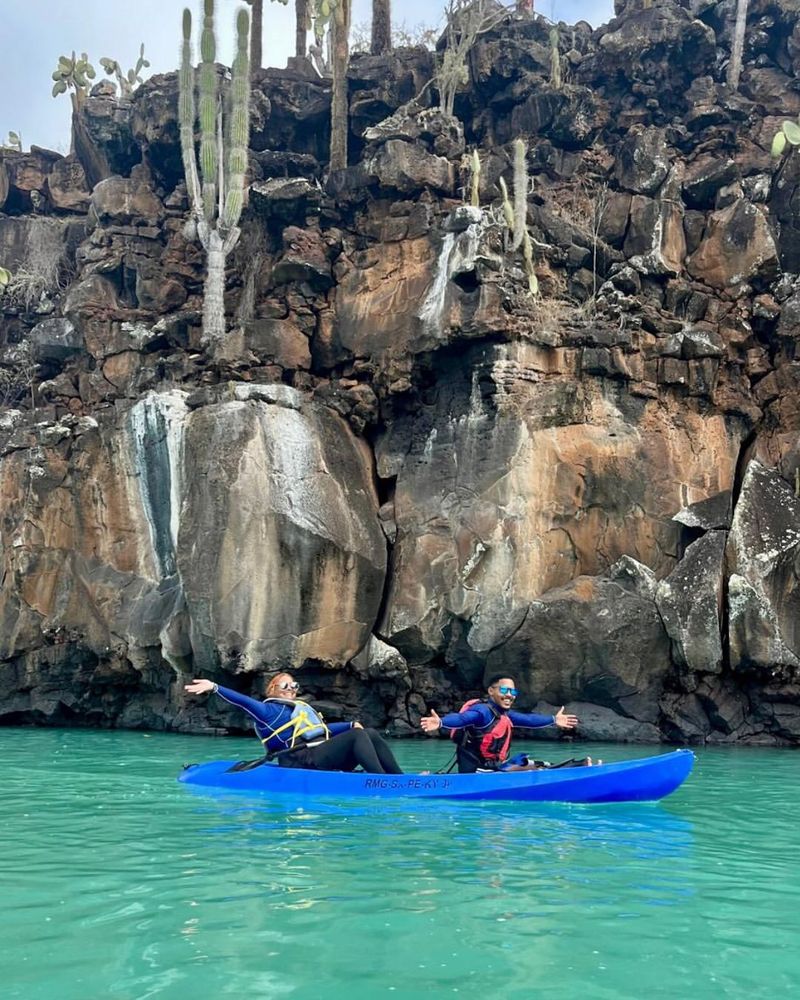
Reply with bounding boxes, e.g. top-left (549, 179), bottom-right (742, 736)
top-left (3, 729), bottom-right (799, 999)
